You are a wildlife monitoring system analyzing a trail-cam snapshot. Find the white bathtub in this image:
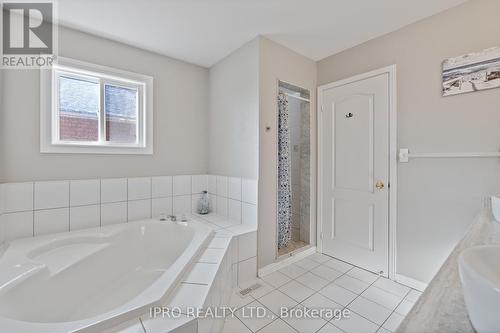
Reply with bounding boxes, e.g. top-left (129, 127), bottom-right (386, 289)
top-left (0, 218), bottom-right (214, 333)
